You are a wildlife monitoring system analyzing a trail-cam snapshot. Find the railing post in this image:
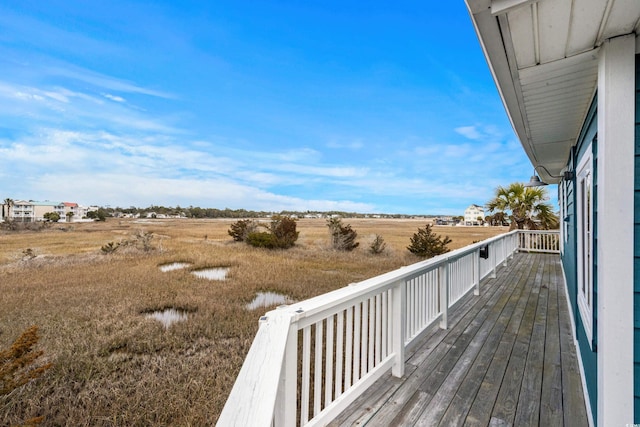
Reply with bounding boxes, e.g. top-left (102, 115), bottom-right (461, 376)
top-left (489, 244), bottom-right (497, 279)
top-left (474, 250), bottom-right (480, 296)
top-left (517, 231), bottom-right (522, 252)
top-left (439, 262), bottom-right (449, 329)
top-left (274, 321), bottom-right (298, 427)
top-left (502, 239), bottom-right (508, 267)
top-left (509, 234), bottom-right (515, 259)
top-left (391, 280), bottom-right (406, 378)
